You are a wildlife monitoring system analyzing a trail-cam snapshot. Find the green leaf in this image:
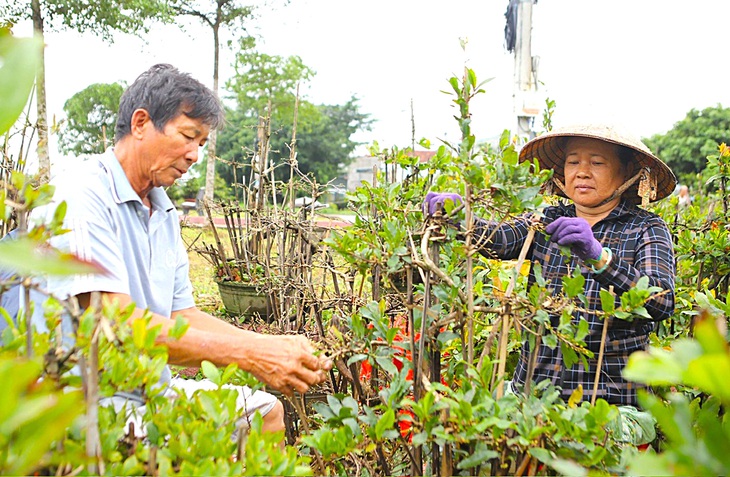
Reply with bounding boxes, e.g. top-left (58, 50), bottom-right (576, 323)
top-left (599, 289), bottom-right (615, 314)
top-left (437, 331), bottom-right (460, 344)
top-left (467, 68), bottom-right (477, 88)
top-left (457, 442), bottom-right (498, 469)
top-left (542, 333), bottom-right (558, 349)
top-left (374, 408), bottom-right (395, 440)
top-left (622, 348), bottom-right (684, 386)
top-left (201, 360), bottom-right (221, 386)
top-left (562, 270), bottom-right (585, 298)
top-left (693, 313), bottom-right (730, 354)
top-left (575, 317), bottom-right (590, 342)
top-left (375, 355), bottom-right (399, 376)
top-left (547, 458), bottom-right (587, 476)
top-left (131, 318), bottom-right (147, 350)
top-left (684, 355), bottom-right (730, 403)
top-left (346, 353), bottom-right (368, 366)
top-left (0, 33), bottom-right (42, 135)
top-left (529, 448), bottom-right (586, 476)
top-left (0, 237), bottom-right (103, 276)
top-left (168, 315), bottom-right (189, 340)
